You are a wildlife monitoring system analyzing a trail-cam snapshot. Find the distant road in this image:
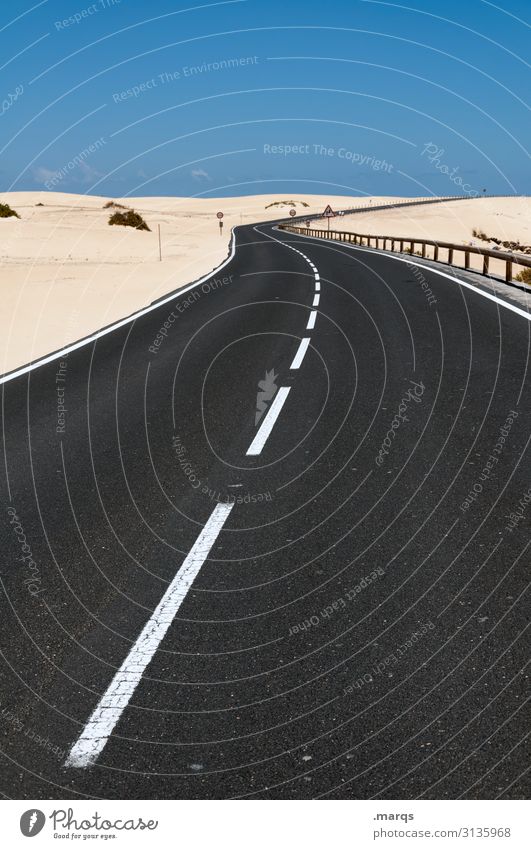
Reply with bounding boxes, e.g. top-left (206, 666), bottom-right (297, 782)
top-left (0, 222), bottom-right (528, 799)
top-left (290, 193), bottom-right (517, 224)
